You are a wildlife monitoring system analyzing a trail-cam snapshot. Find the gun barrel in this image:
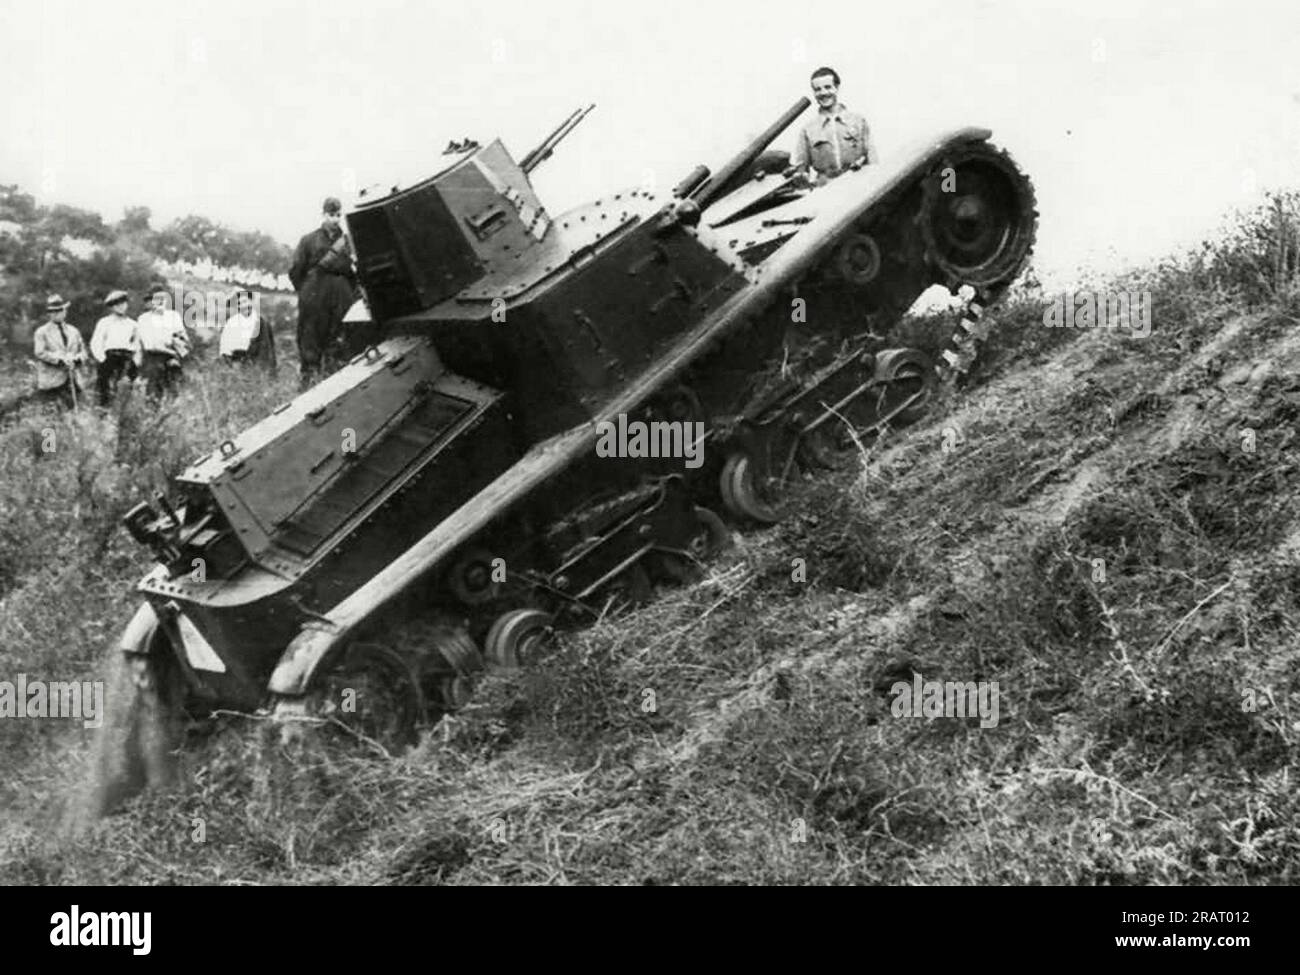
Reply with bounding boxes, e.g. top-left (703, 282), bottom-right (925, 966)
top-left (691, 96), bottom-right (810, 210)
top-left (521, 103), bottom-right (595, 174)
top-left (520, 107), bottom-right (582, 171)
